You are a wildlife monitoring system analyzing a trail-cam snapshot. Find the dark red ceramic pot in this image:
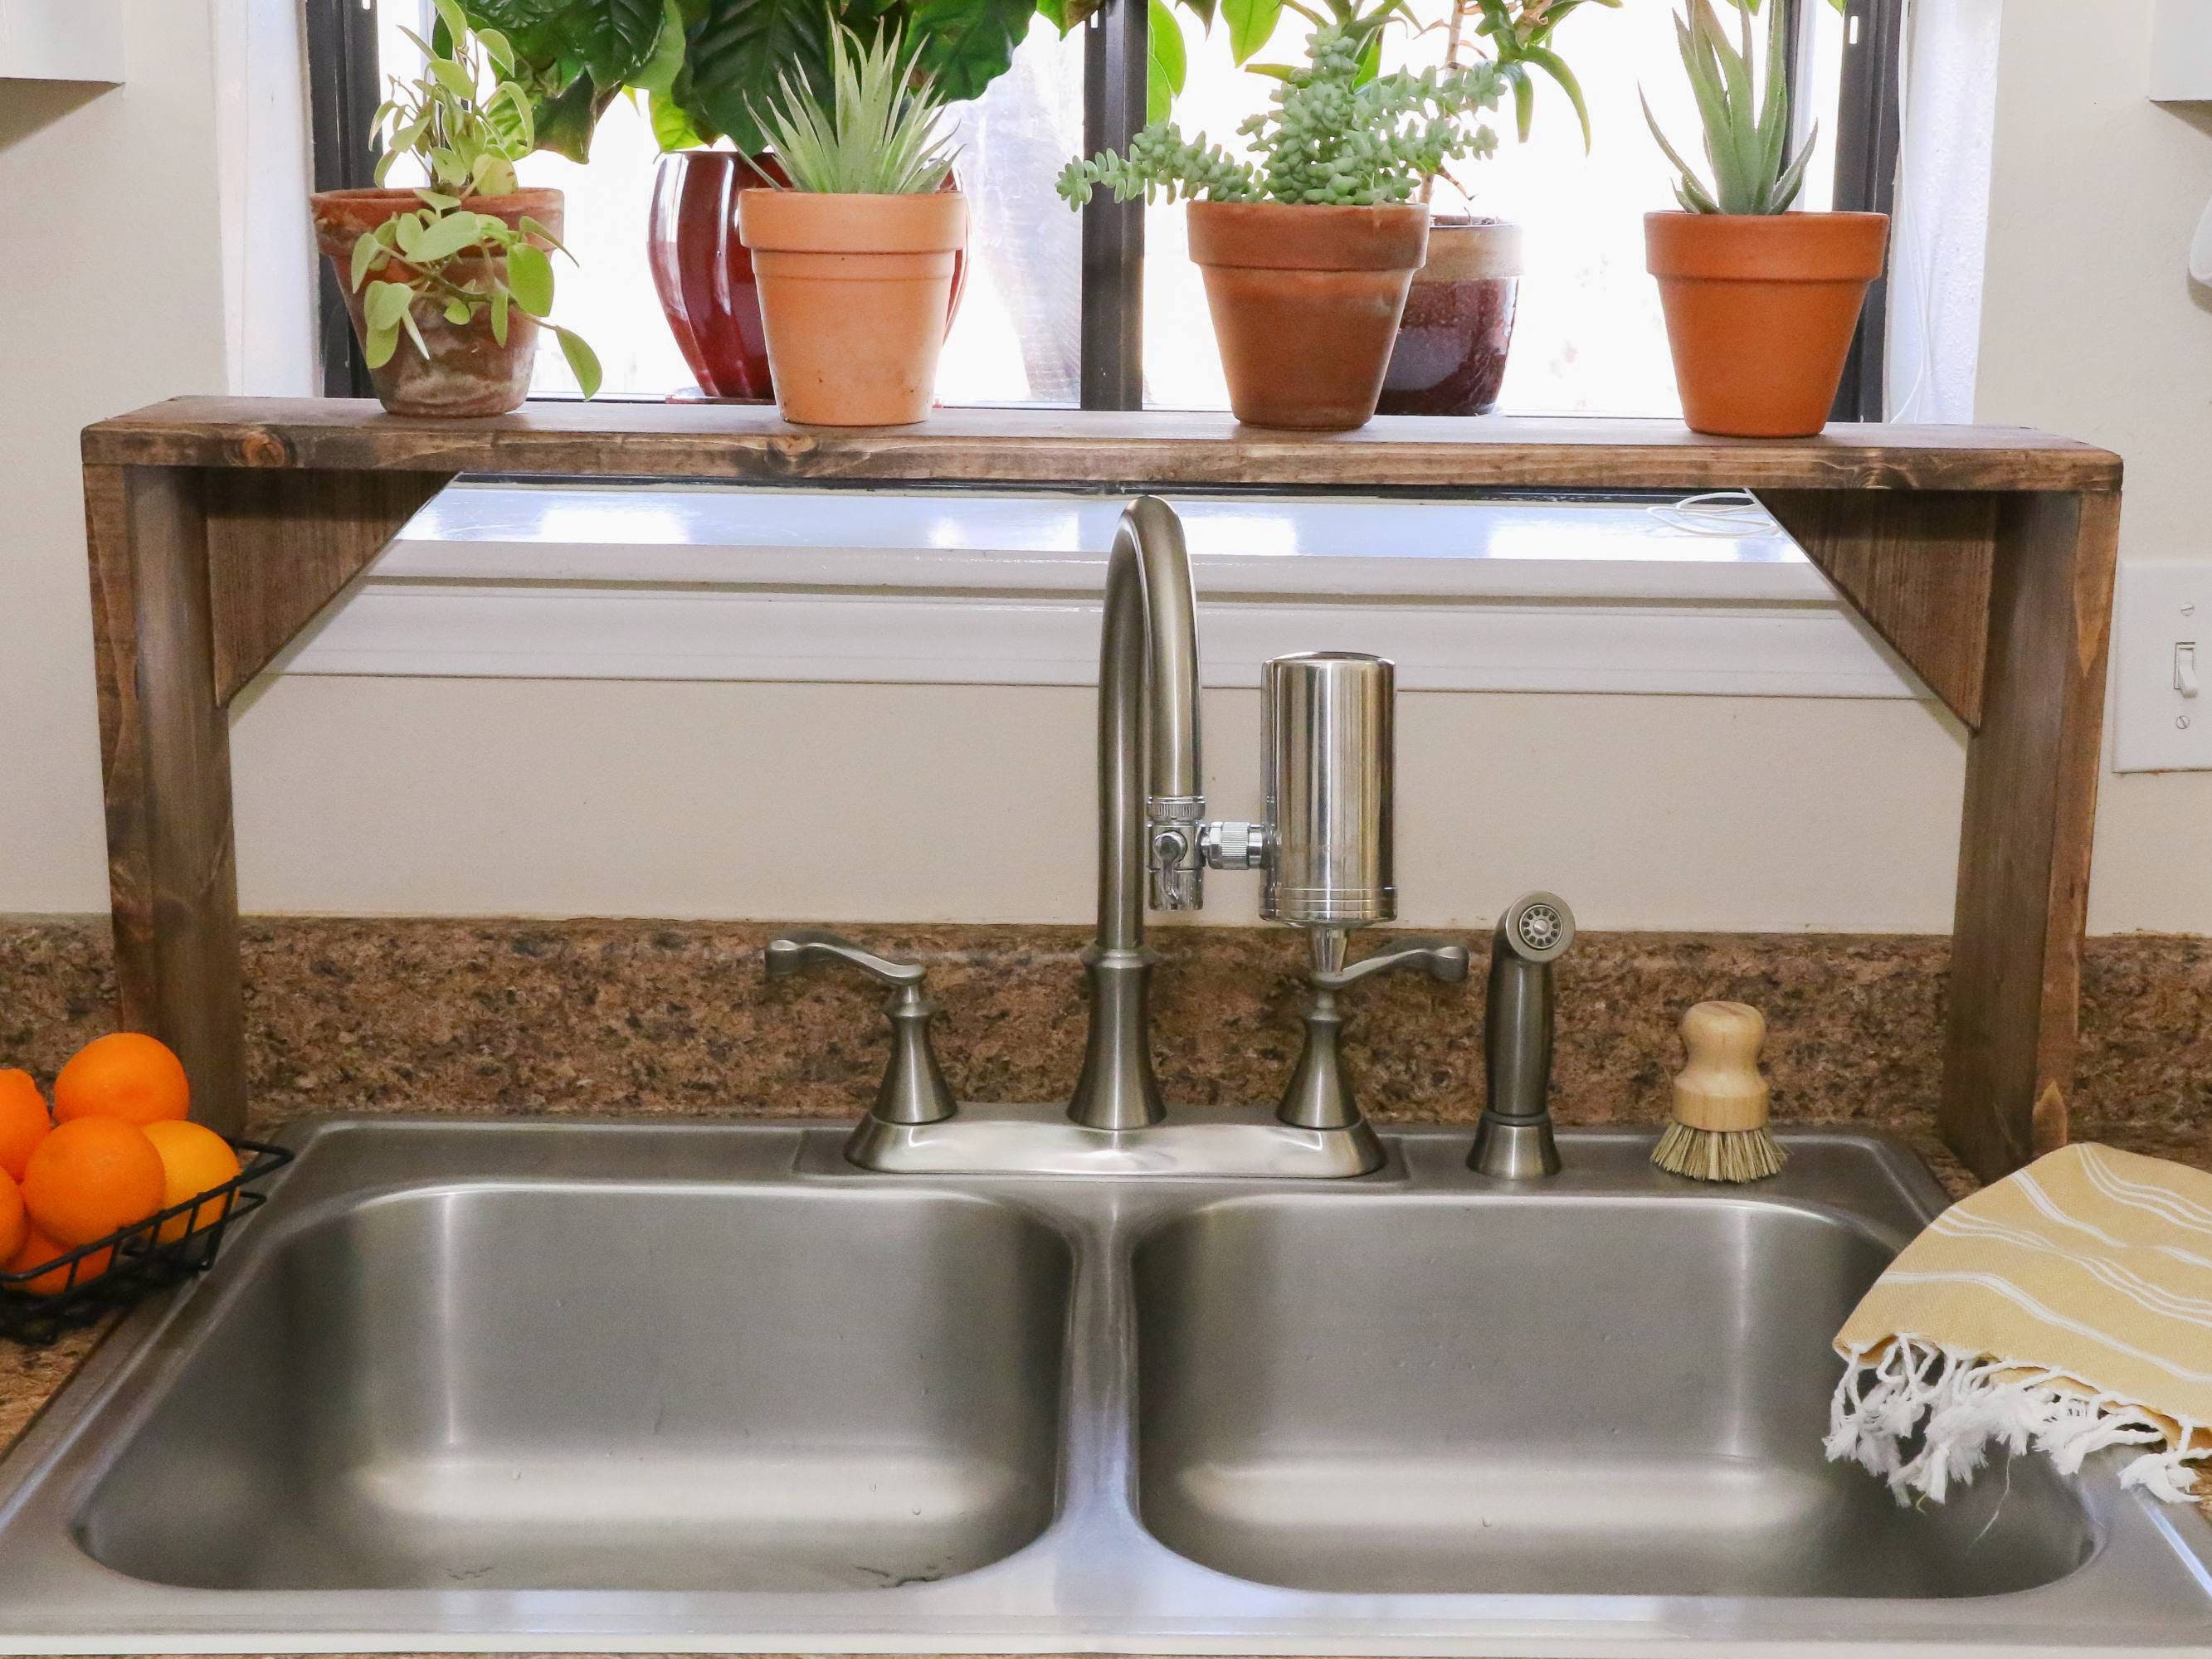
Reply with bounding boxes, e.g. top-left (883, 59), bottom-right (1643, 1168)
top-left (650, 151), bottom-right (972, 403)
top-left (1377, 216), bottom-right (1523, 416)
top-left (648, 151), bottom-right (786, 401)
